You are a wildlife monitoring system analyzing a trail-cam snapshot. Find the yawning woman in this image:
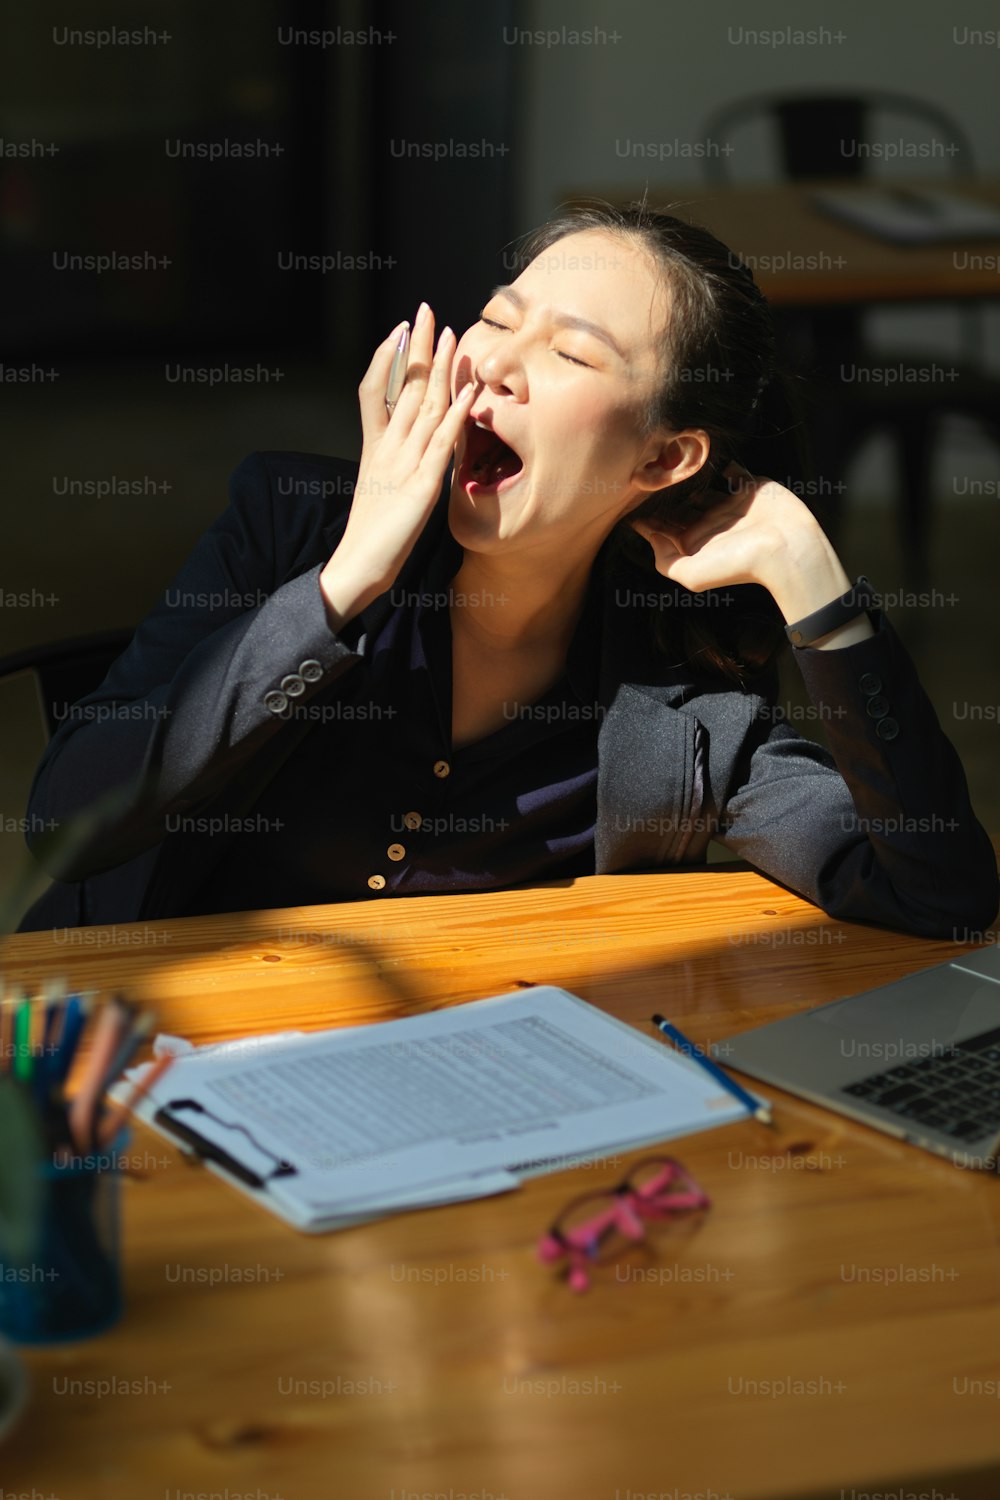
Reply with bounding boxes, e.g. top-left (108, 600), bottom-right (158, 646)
top-left (18, 202), bottom-right (998, 938)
